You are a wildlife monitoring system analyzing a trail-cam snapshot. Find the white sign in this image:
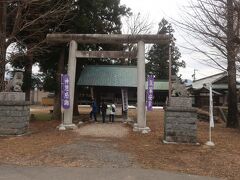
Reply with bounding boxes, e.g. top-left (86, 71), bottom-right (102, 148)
top-left (209, 85), bottom-right (214, 128)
